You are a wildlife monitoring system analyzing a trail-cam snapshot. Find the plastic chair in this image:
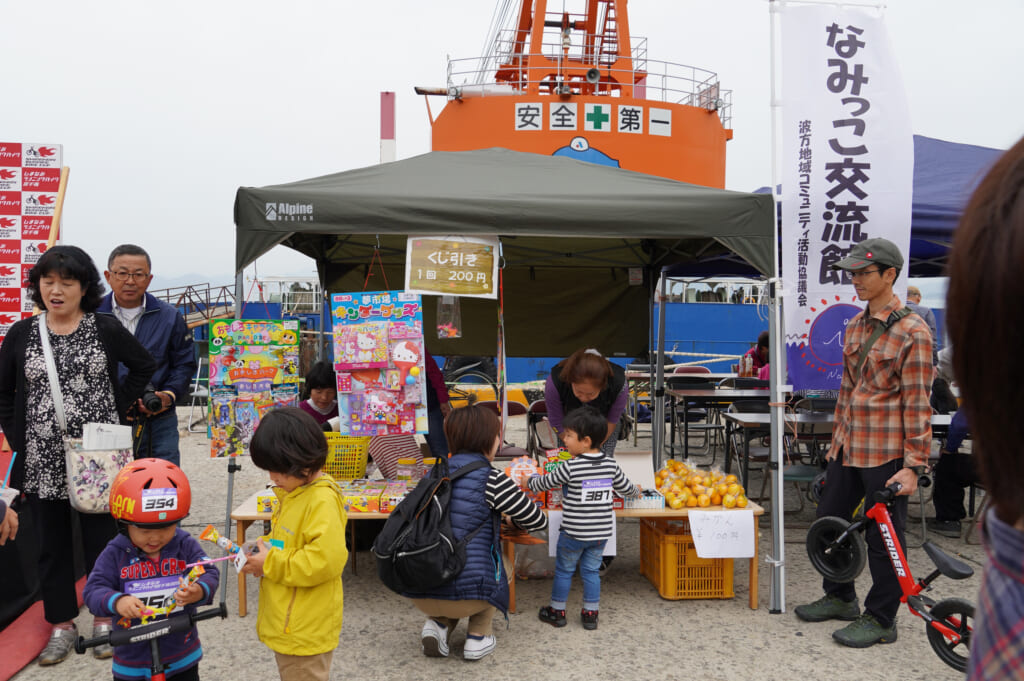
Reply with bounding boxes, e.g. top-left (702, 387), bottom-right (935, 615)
top-left (188, 357), bottom-right (210, 433)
